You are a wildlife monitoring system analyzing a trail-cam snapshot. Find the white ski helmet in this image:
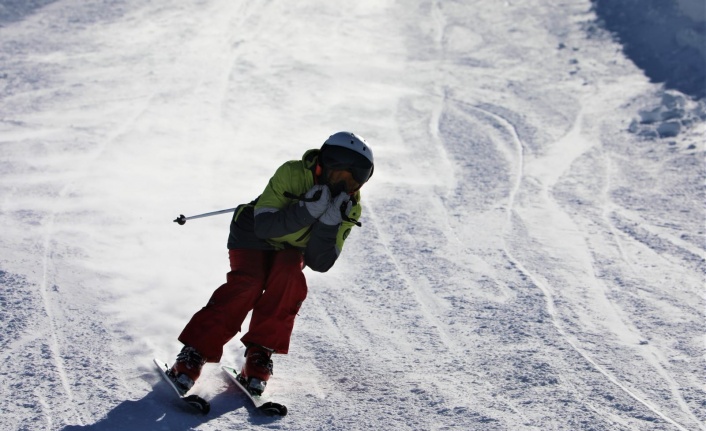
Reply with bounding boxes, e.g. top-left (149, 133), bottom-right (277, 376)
top-left (319, 132), bottom-right (374, 185)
